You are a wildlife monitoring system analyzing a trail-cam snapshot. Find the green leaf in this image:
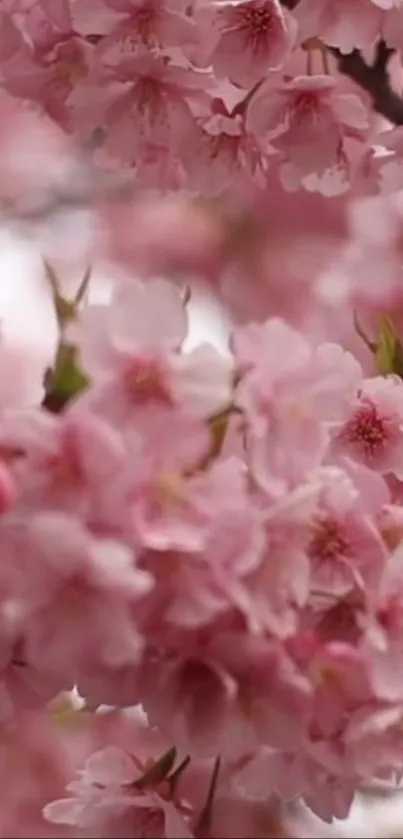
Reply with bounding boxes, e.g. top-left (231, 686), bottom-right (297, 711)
top-left (376, 316), bottom-right (403, 377)
top-left (42, 261), bottom-right (92, 412)
top-left (44, 259), bottom-right (91, 331)
top-left (43, 344), bottom-right (90, 413)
